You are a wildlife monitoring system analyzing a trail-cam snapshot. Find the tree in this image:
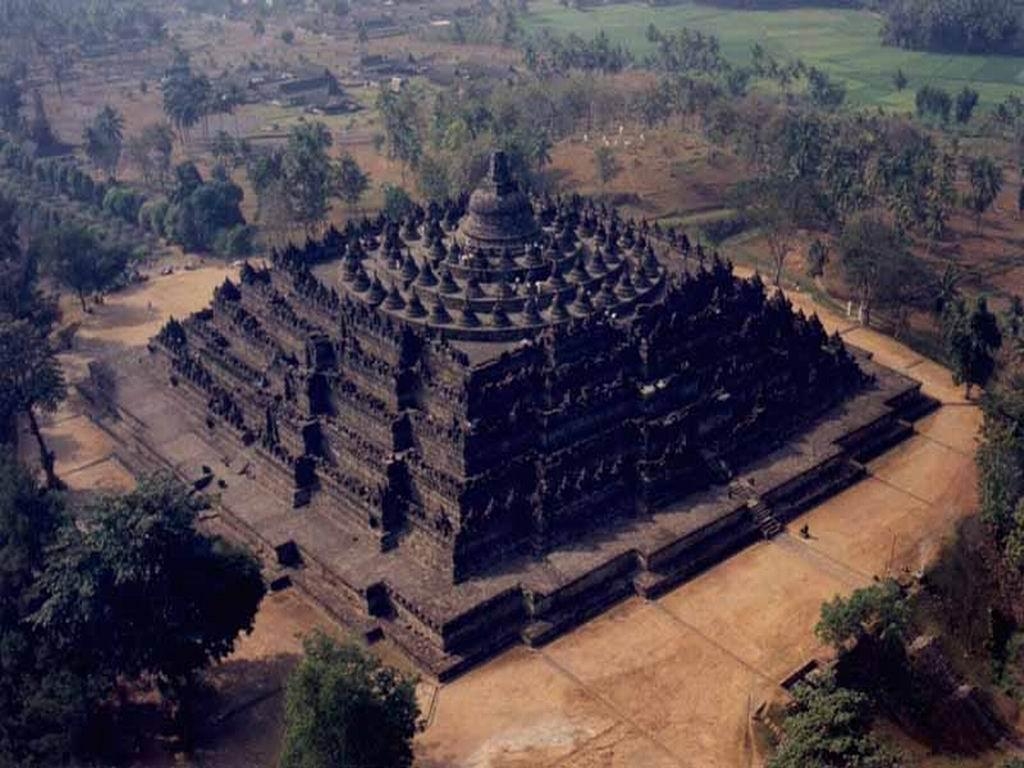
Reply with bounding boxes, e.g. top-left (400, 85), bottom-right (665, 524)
top-left (0, 195), bottom-right (58, 334)
top-left (281, 632), bottom-right (420, 768)
top-left (963, 155), bottom-right (1003, 231)
top-left (816, 580), bottom-right (909, 651)
top-left (942, 295), bottom-right (1002, 397)
top-left (593, 145), bottom-right (621, 191)
top-left (414, 153), bottom-right (449, 203)
top-left (35, 224), bottom-right (128, 311)
top-left (283, 122), bottom-right (336, 234)
top-left (955, 86), bottom-right (980, 124)
top-left (768, 669), bottom-right (901, 768)
top-left (281, 28), bottom-right (295, 44)
top-left (376, 86), bottom-right (423, 179)
top-left (126, 122), bottom-right (174, 189)
top-left (838, 214), bottom-right (910, 327)
top-left (83, 105), bottom-right (124, 179)
top-left (29, 90), bottom-right (57, 152)
top-left (738, 175), bottom-right (812, 287)
top-left (164, 163), bottom-right (245, 252)
top-left (161, 55), bottom-right (210, 144)
top-left (333, 154), bottom-right (370, 211)
top-left (915, 85), bottom-right (951, 123)
top-left (381, 184), bottom-right (414, 221)
top-left (0, 320), bottom-right (66, 488)
top-left (807, 238), bottom-right (829, 278)
top-left (0, 453), bottom-right (97, 767)
top-left (210, 129), bottom-right (239, 167)
top-left (806, 67), bottom-right (846, 110)
top-left (32, 475), bottom-right (265, 723)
